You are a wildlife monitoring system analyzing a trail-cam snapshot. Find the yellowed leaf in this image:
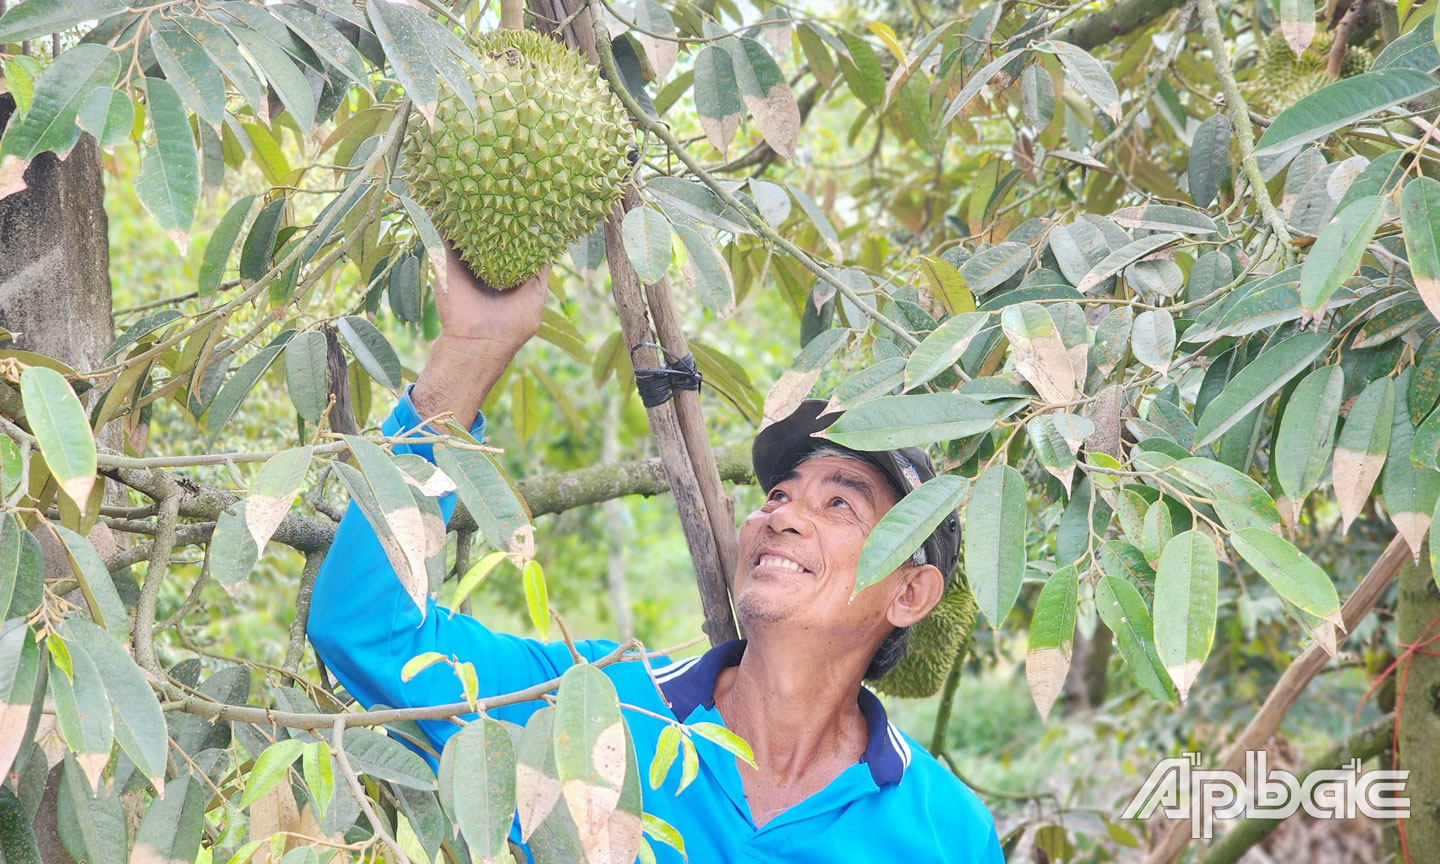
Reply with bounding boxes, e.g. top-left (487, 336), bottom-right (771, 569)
top-left (762, 368), bottom-right (820, 428)
top-left (1332, 444), bottom-right (1385, 533)
top-left (1391, 511), bottom-right (1430, 560)
top-left (1165, 657), bottom-right (1203, 703)
top-left (0, 156), bottom-right (27, 200)
top-left (590, 808), bottom-right (644, 864)
top-left (243, 493), bottom-right (291, 550)
top-left (1009, 332), bottom-right (1079, 404)
top-left (516, 762), bottom-right (563, 842)
top-left (1024, 645), bottom-right (1070, 721)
